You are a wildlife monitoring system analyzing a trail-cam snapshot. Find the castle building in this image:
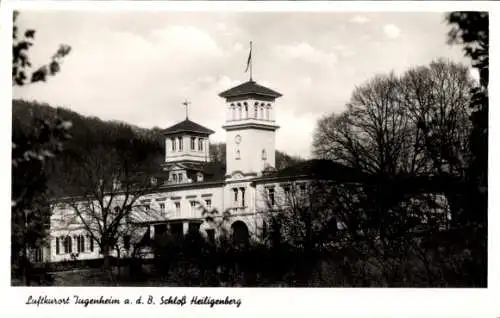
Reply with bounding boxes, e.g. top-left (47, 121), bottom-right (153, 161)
top-left (38, 74), bottom-right (366, 264)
